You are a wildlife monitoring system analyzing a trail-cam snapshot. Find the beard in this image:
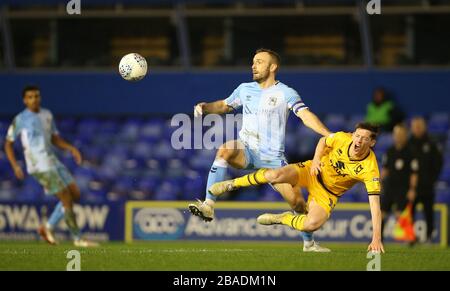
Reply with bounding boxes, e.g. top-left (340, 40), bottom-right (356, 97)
top-left (253, 67), bottom-right (271, 83)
